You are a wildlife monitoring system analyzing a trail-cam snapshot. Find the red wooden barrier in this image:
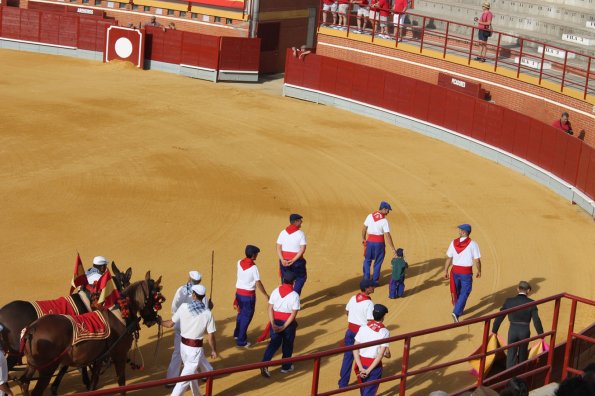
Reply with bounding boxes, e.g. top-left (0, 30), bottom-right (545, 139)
top-left (219, 36), bottom-right (260, 72)
top-left (180, 33), bottom-right (219, 70)
top-left (1, 6), bottom-right (21, 40)
top-left (284, 53), bottom-right (594, 200)
top-left (20, 9), bottom-right (40, 42)
top-left (78, 18), bottom-right (113, 52)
